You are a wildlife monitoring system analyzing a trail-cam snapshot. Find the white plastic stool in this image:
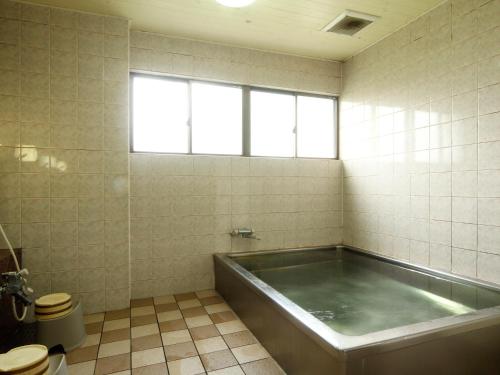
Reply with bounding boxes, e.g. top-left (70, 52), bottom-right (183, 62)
top-left (36, 301), bottom-right (86, 352)
top-left (49, 354), bottom-right (68, 375)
